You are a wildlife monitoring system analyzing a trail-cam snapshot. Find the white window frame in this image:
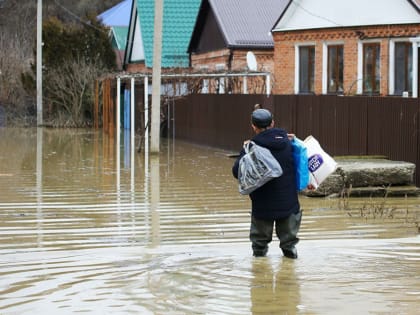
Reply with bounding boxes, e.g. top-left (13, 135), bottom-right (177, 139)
top-left (411, 37), bottom-right (420, 98)
top-left (294, 42), bottom-right (316, 94)
top-left (357, 39), bottom-right (382, 95)
top-left (389, 38), bottom-right (414, 96)
top-left (322, 41), bottom-right (344, 94)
